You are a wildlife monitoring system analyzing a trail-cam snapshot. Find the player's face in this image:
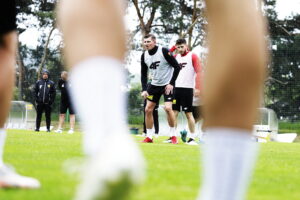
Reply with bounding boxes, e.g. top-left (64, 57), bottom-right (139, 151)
top-left (42, 73), bottom-right (48, 80)
top-left (61, 72), bottom-right (68, 81)
top-left (176, 44), bottom-right (188, 54)
top-left (143, 37), bottom-right (156, 51)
